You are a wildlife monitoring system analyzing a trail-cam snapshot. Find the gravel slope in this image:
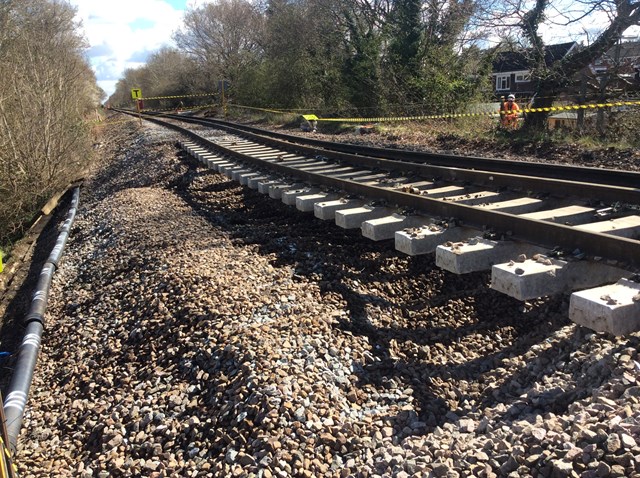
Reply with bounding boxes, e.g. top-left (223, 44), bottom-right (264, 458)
top-left (10, 120), bottom-right (640, 477)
